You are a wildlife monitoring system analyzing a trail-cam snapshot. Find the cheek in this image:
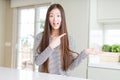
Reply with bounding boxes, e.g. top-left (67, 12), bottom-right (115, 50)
top-left (59, 19), bottom-right (62, 24)
top-left (49, 18), bottom-right (53, 24)
top-left (58, 17), bottom-right (61, 22)
top-left (59, 18), bottom-right (62, 22)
